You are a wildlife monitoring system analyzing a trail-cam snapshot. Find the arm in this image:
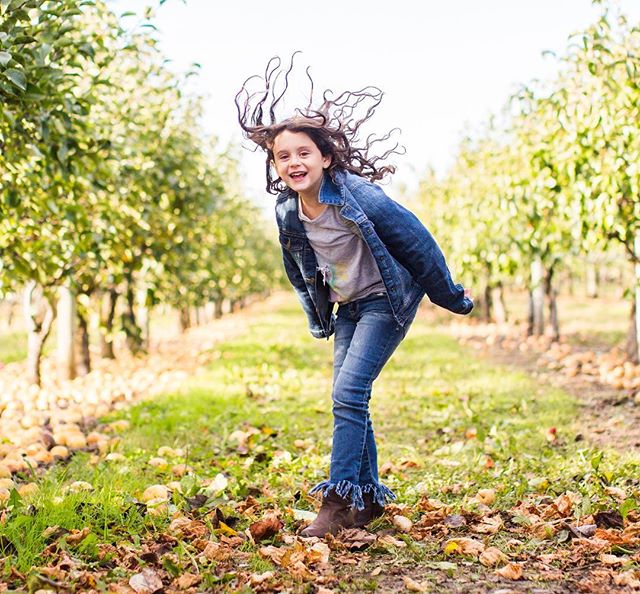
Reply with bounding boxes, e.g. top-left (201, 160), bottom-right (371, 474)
top-left (361, 183), bottom-right (473, 315)
top-left (280, 246), bottom-right (330, 338)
